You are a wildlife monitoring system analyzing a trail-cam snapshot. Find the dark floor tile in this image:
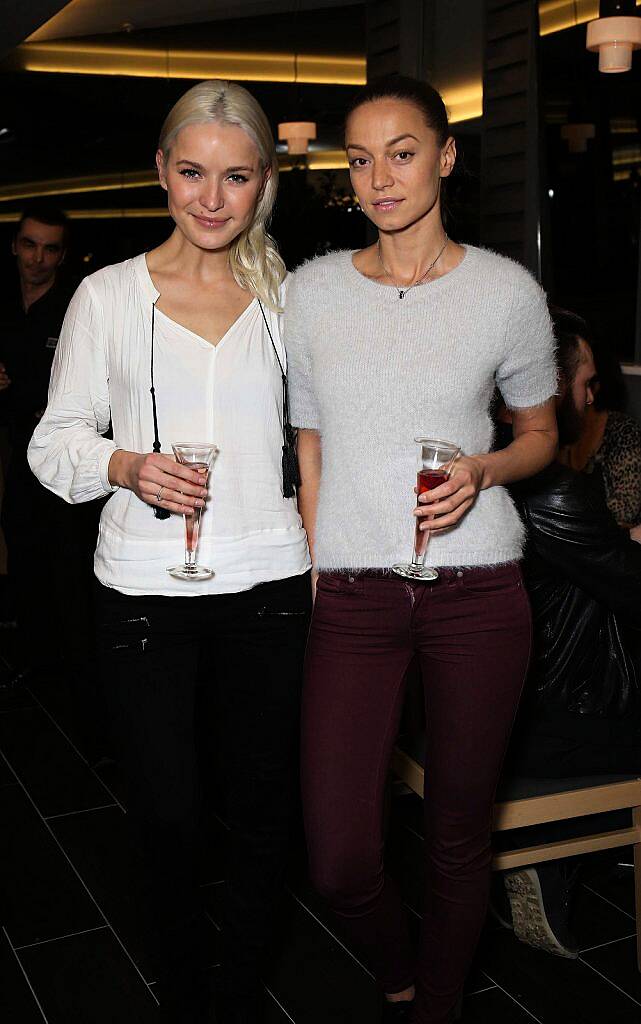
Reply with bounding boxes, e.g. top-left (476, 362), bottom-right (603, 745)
top-left (93, 759), bottom-right (127, 806)
top-left (204, 884), bottom-right (379, 1024)
top-left (582, 853), bottom-right (637, 919)
top-left (199, 966), bottom-right (293, 1023)
top-left (28, 672), bottom-right (112, 766)
top-left (480, 926), bottom-right (641, 1023)
top-left (0, 626), bottom-right (21, 673)
top-left (265, 988), bottom-right (299, 1022)
top-left (197, 812), bottom-right (229, 887)
top-left (460, 985), bottom-right (540, 1022)
top-left (0, 754), bottom-right (15, 787)
top-left (0, 706), bottom-right (113, 817)
top-left (574, 878), bottom-right (637, 952)
top-left (1, 785), bottom-right (102, 947)
top-left (270, 898), bottom-right (380, 1024)
top-left (20, 926), bottom-right (158, 1024)
top-left (463, 962), bottom-right (496, 998)
top-left (581, 936), bottom-right (641, 1005)
top-left (0, 682), bottom-right (36, 712)
top-left (52, 805), bottom-right (220, 981)
top-left (0, 928), bottom-right (47, 1024)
